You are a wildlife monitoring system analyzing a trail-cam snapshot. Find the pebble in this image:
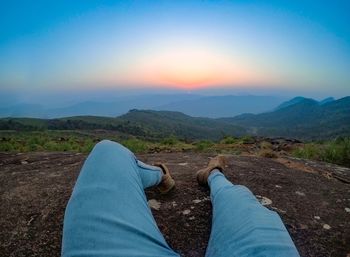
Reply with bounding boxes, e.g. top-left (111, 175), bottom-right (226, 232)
top-left (182, 209), bottom-right (191, 215)
top-left (148, 199), bottom-right (161, 210)
top-left (178, 162), bottom-right (188, 166)
top-left (21, 160), bottom-right (28, 165)
top-left (314, 216), bottom-right (321, 220)
top-left (261, 197), bottom-right (272, 205)
top-left (295, 191), bottom-right (305, 196)
top-left (271, 207), bottom-right (286, 214)
top-left (275, 185), bottom-right (282, 188)
top-left (193, 199), bottom-right (201, 204)
top-left (323, 224), bottom-right (331, 230)
top-left (345, 207), bottom-right (350, 213)
top-left (172, 201), bottom-right (177, 207)
top-left (256, 196), bottom-right (272, 206)
top-left (189, 216), bottom-right (195, 220)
